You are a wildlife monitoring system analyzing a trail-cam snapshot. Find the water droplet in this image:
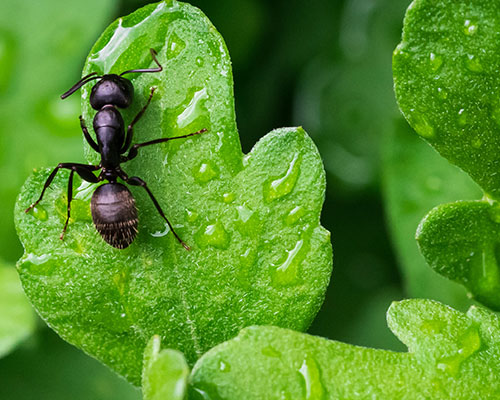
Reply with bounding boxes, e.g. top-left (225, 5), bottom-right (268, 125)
top-left (437, 326), bottom-right (481, 376)
top-left (234, 205), bottom-right (260, 235)
top-left (194, 161), bottom-right (218, 183)
top-left (429, 52), bottom-right (443, 72)
top-left (471, 137), bottom-right (482, 149)
top-left (408, 110), bottom-right (435, 139)
top-left (420, 319), bottom-right (446, 334)
top-left (261, 345), bottom-right (281, 358)
top-left (196, 57), bottom-right (204, 67)
top-left (28, 205), bottom-right (48, 221)
top-left (272, 240), bottom-right (305, 286)
top-left (298, 355), bottom-right (326, 400)
top-left (437, 87), bottom-right (448, 100)
top-left (488, 202), bottom-right (500, 223)
top-left (286, 206), bottom-right (305, 225)
top-left (150, 222), bottom-right (171, 237)
top-left (465, 54), bottom-right (483, 72)
top-left (113, 270), bottom-right (128, 296)
top-left (218, 360), bottom-right (231, 372)
top-left (464, 19), bottom-right (478, 36)
top-left (20, 253), bottom-right (54, 275)
top-left (222, 192), bottom-right (235, 203)
top-left (185, 209), bottom-right (198, 222)
top-left (177, 87), bottom-right (209, 129)
top-left (458, 108), bottom-right (468, 126)
top-left (195, 222), bottom-right (230, 249)
top-left (167, 31), bottom-right (186, 60)
top-left (264, 154), bottom-right (301, 202)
